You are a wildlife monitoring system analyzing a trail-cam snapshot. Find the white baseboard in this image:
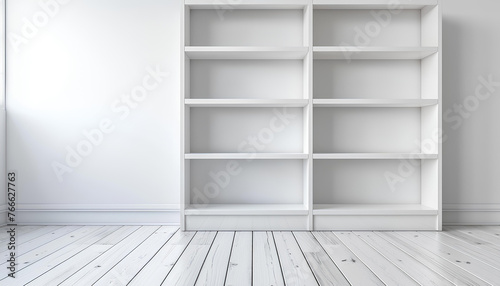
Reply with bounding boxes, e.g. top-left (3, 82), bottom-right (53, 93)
top-left (13, 204), bottom-right (180, 225)
top-left (5, 203), bottom-right (499, 226)
top-left (443, 204), bottom-right (500, 225)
